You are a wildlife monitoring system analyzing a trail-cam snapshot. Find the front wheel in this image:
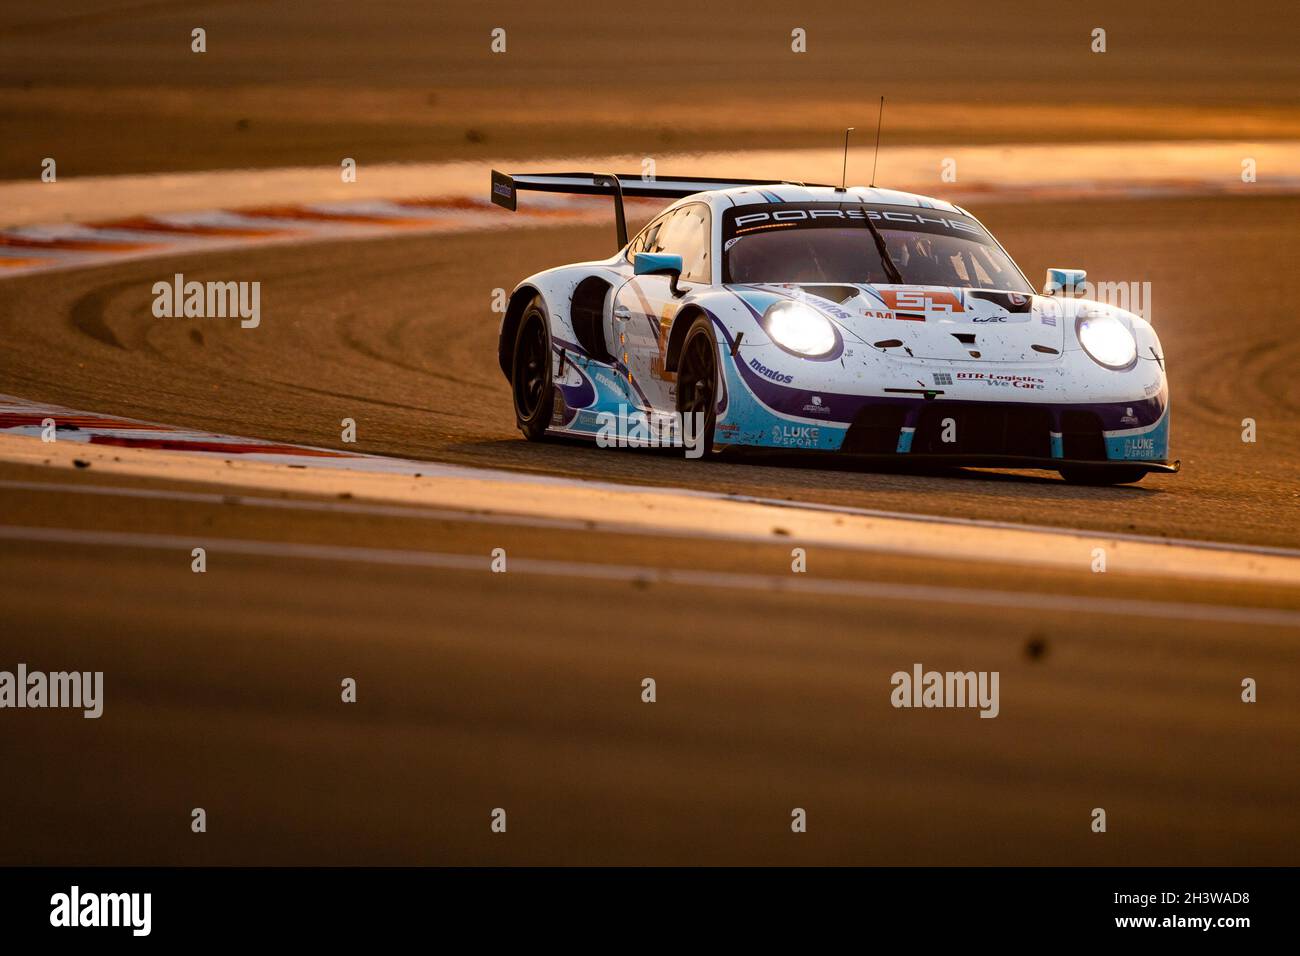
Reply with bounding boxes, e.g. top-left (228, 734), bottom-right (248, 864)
top-left (511, 299), bottom-right (555, 441)
top-left (674, 316), bottom-right (719, 459)
top-left (1059, 466), bottom-right (1146, 486)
